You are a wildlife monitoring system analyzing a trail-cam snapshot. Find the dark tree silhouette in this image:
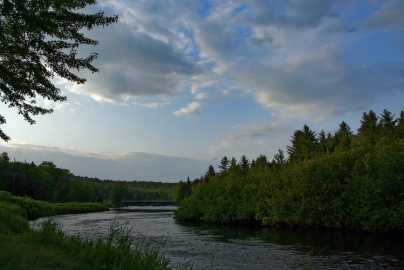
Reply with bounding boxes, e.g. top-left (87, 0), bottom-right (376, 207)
top-left (0, 0), bottom-right (118, 141)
